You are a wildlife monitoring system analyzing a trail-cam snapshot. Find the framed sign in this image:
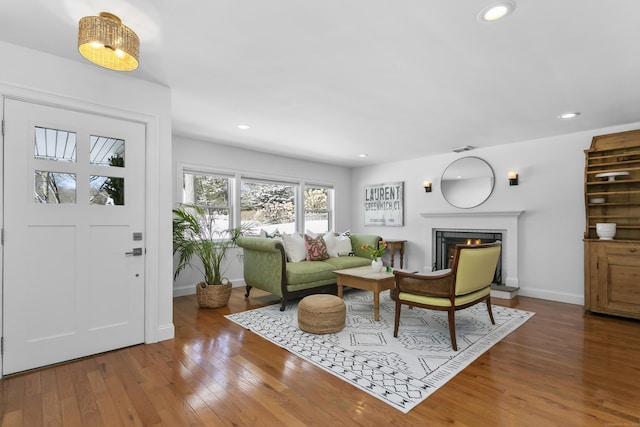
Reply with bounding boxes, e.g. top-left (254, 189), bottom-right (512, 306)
top-left (364, 181), bottom-right (404, 226)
